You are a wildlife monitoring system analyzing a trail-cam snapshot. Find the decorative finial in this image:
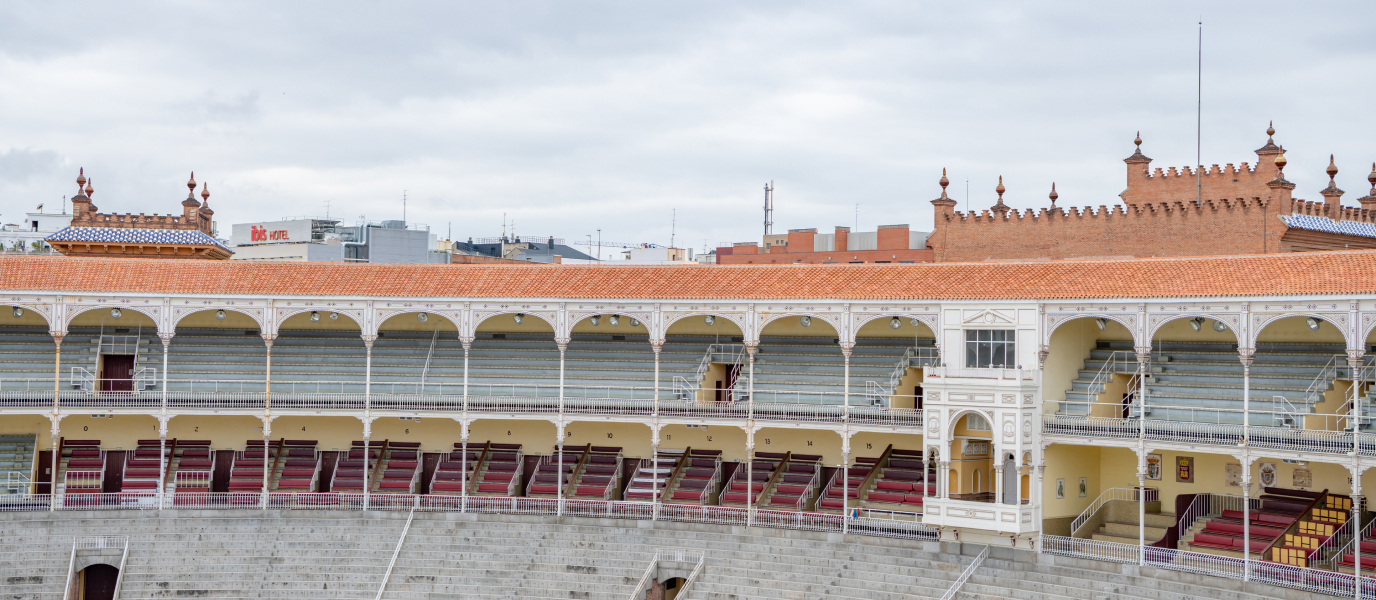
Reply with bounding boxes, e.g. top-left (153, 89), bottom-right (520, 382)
top-left (76, 167), bottom-right (86, 190)
top-left (1266, 121), bottom-right (1275, 142)
top-left (187, 172), bottom-right (197, 197)
top-left (85, 178), bottom-right (93, 198)
top-left (201, 182), bottom-right (210, 203)
top-left (1275, 146), bottom-right (1287, 174)
top-left (939, 168), bottom-right (949, 191)
top-left (1134, 131), bottom-right (1141, 149)
top-left (1327, 154), bottom-right (1339, 182)
top-left (1368, 162), bottom-right (1376, 192)
top-left (996, 176), bottom-right (1005, 202)
top-left (1049, 182), bottom-right (1058, 206)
